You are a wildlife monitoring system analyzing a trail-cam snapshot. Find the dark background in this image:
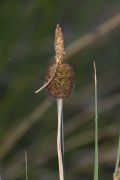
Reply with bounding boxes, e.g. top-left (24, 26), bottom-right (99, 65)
top-left (0, 0), bottom-right (120, 179)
